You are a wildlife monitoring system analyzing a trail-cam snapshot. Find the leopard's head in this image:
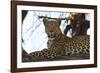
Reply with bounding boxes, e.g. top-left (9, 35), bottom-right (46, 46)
top-left (43, 17), bottom-right (61, 39)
